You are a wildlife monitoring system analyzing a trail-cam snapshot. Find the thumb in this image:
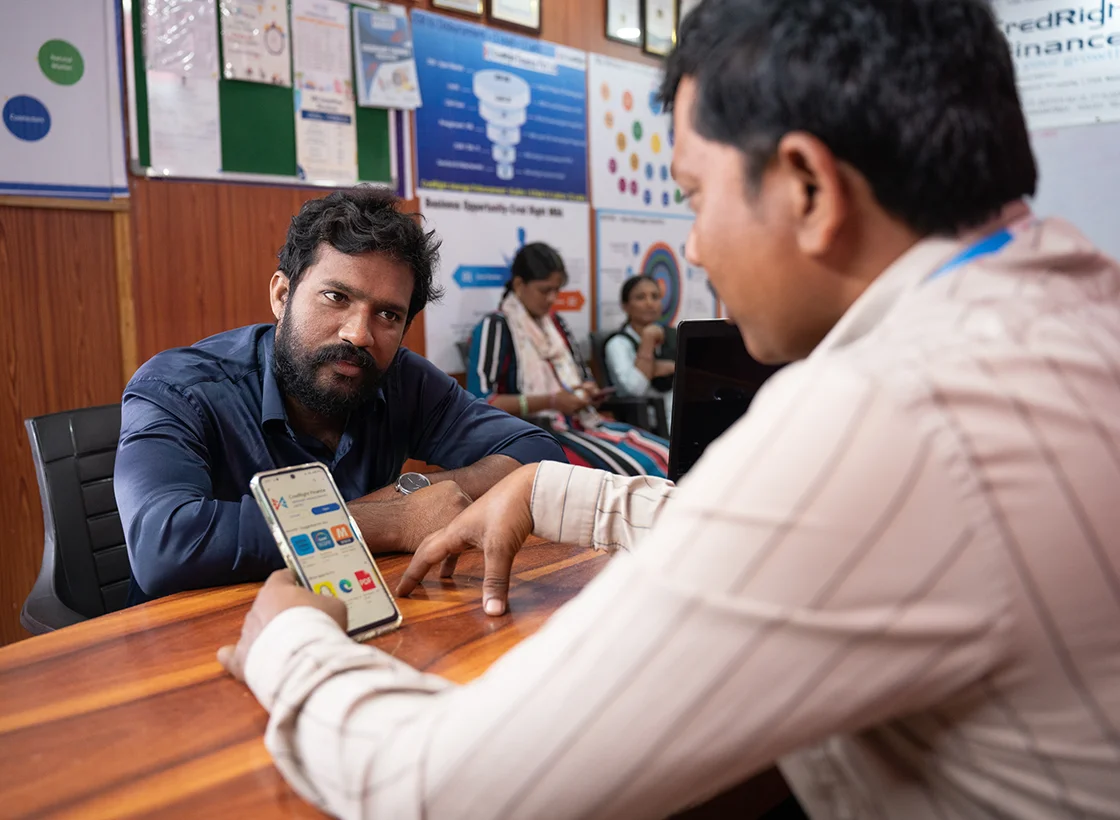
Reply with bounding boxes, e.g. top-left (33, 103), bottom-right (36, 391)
top-left (217, 644), bottom-right (243, 681)
top-left (481, 546), bottom-right (515, 617)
